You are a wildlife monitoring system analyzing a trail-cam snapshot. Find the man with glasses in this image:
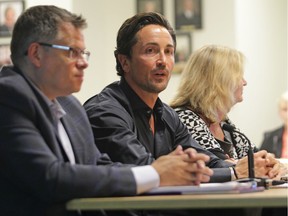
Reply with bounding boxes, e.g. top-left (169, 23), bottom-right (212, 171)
top-left (36, 42), bottom-right (91, 62)
top-left (0, 5), bottom-right (213, 216)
